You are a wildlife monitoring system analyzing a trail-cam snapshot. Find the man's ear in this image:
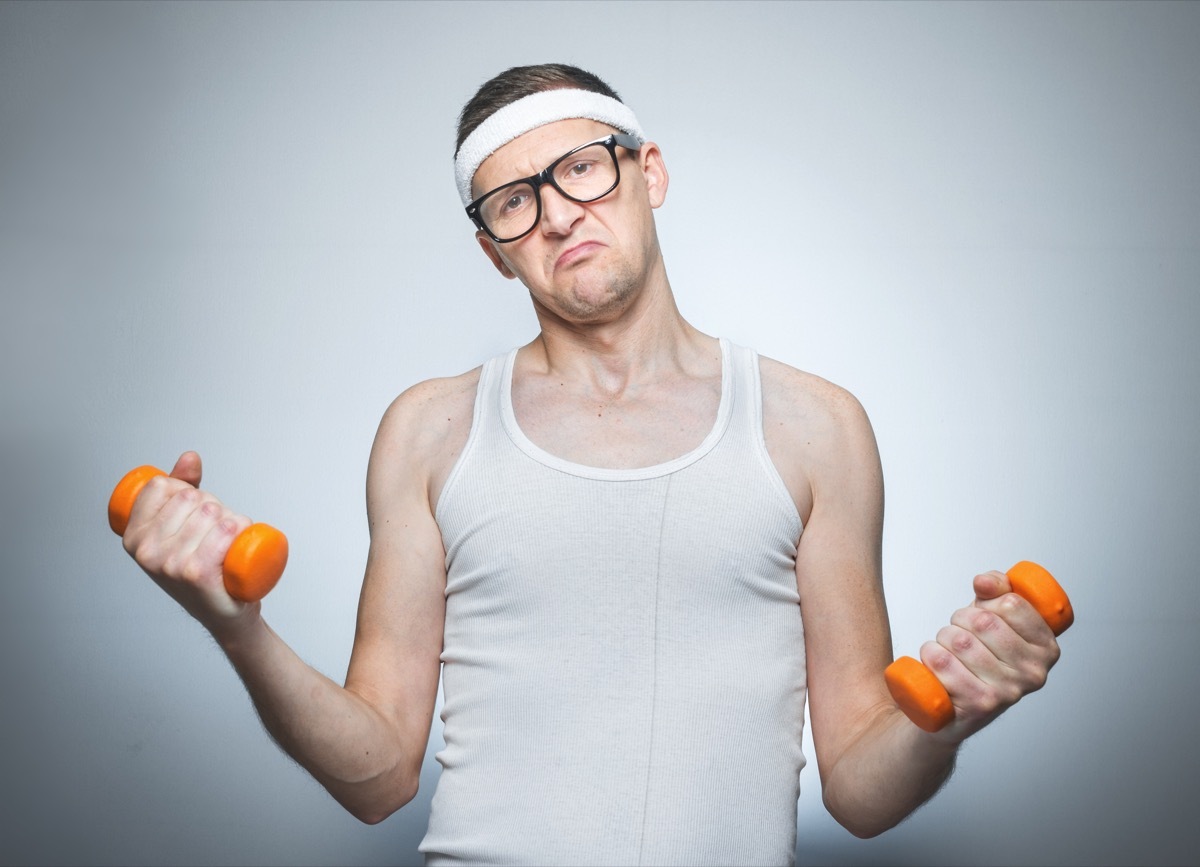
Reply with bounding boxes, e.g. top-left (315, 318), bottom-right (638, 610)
top-left (476, 232), bottom-right (517, 279)
top-left (638, 141), bottom-right (669, 209)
